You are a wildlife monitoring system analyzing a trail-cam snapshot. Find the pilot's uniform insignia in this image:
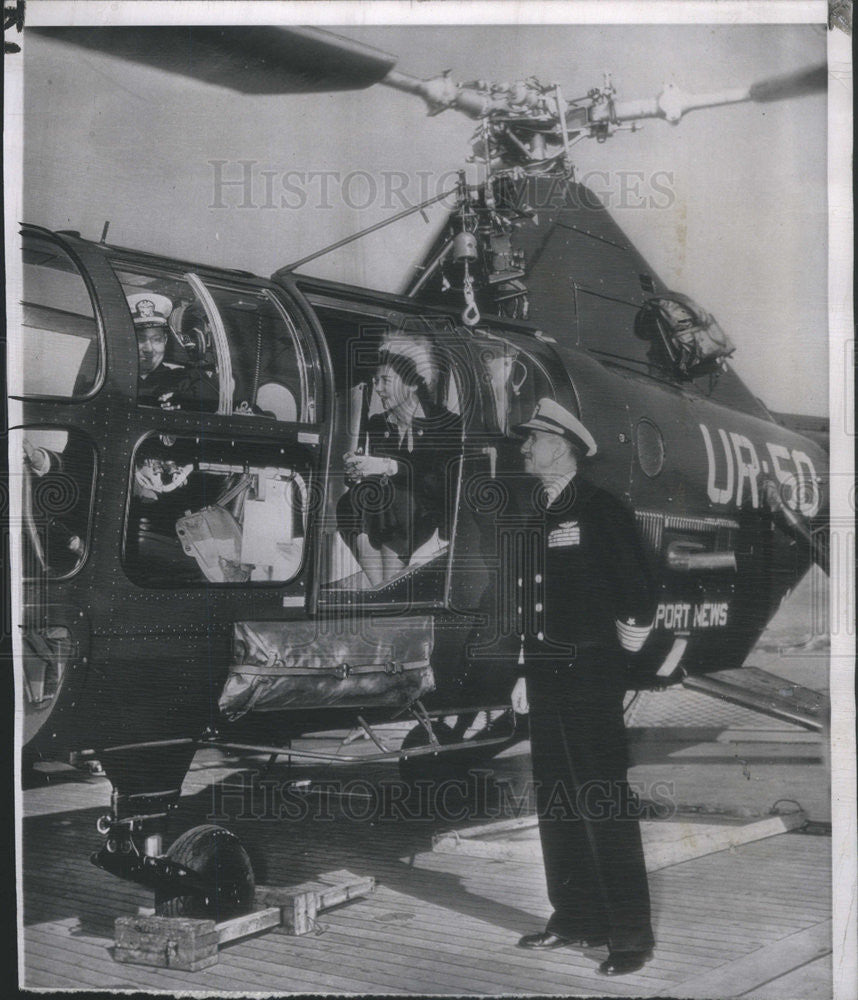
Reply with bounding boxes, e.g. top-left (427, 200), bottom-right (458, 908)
top-left (547, 520), bottom-right (580, 547)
